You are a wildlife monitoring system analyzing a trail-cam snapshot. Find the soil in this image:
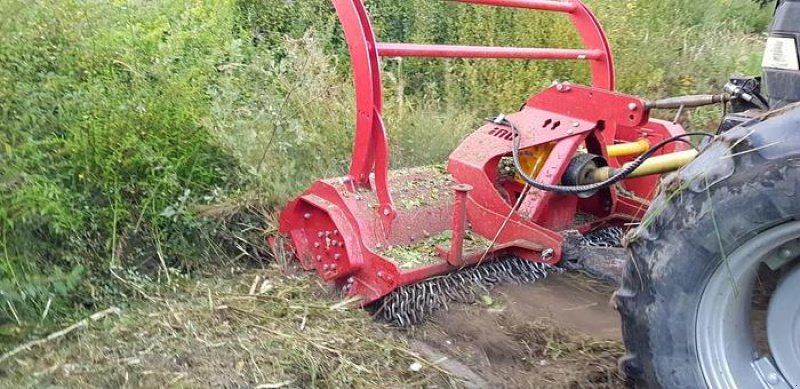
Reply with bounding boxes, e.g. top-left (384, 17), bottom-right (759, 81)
top-left (407, 273), bottom-right (627, 388)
